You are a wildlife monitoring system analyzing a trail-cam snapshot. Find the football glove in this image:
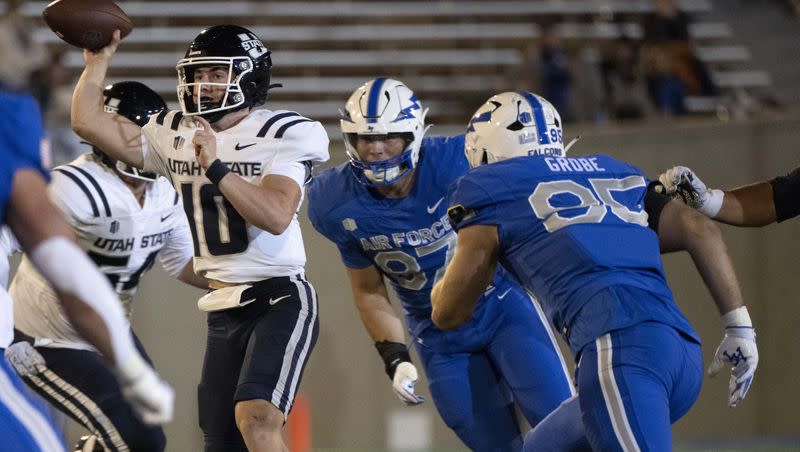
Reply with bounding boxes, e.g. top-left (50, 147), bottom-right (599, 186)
top-left (708, 306), bottom-right (758, 408)
top-left (392, 361), bottom-right (425, 406)
top-left (657, 166), bottom-right (724, 217)
top-left (5, 341), bottom-right (45, 377)
top-left (118, 353), bottom-right (175, 425)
